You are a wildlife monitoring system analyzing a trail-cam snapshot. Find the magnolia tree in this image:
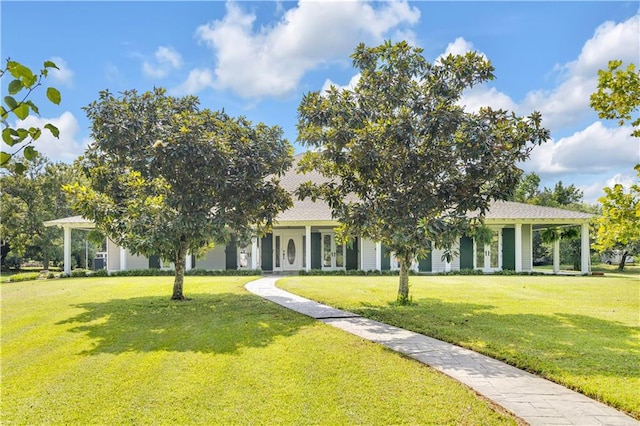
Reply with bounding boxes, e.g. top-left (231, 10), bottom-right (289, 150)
top-left (66, 88), bottom-right (292, 299)
top-left (296, 41), bottom-right (549, 304)
top-left (593, 165), bottom-right (640, 271)
top-left (1, 59), bottom-right (61, 173)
